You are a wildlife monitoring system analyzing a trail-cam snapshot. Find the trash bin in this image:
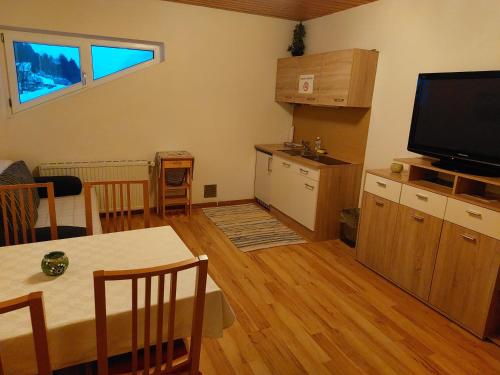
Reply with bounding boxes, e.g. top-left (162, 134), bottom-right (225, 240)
top-left (340, 208), bottom-right (360, 248)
